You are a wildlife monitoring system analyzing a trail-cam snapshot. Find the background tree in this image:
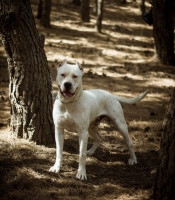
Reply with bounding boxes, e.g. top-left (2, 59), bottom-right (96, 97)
top-left (152, 0), bottom-right (175, 65)
top-left (36, 0), bottom-right (42, 19)
top-left (81, 0), bottom-right (90, 22)
top-left (37, 0), bottom-right (52, 28)
top-left (0, 0), bottom-right (54, 144)
top-left (96, 0), bottom-right (103, 33)
top-left (153, 88), bottom-right (175, 200)
top-left (139, 0), bottom-right (146, 14)
top-left (72, 0), bottom-right (81, 6)
top-left (93, 0), bottom-right (97, 15)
